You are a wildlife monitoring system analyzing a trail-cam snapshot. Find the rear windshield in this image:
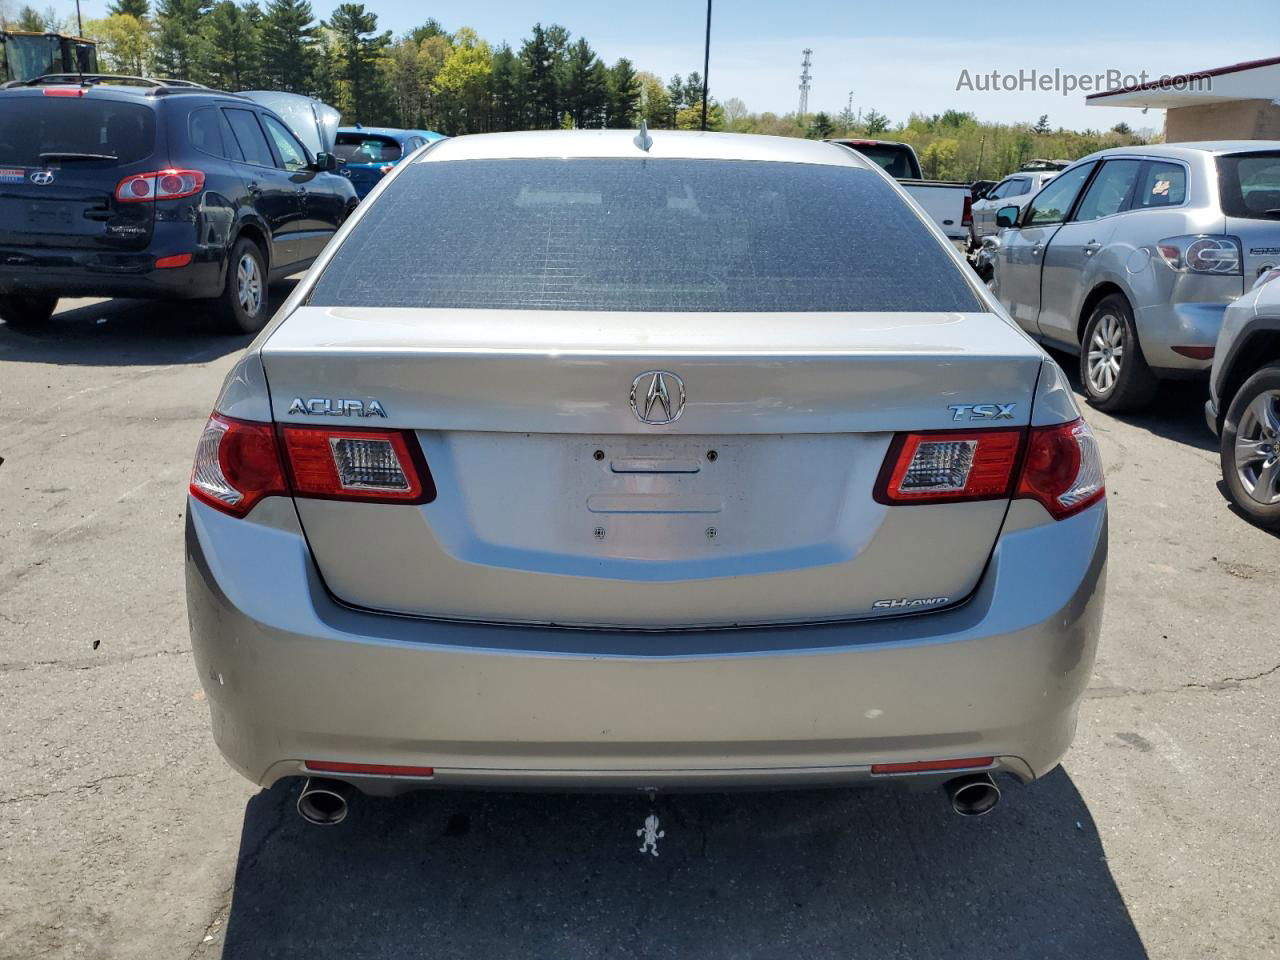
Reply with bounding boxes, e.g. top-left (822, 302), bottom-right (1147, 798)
top-left (310, 158), bottom-right (979, 313)
top-left (837, 143), bottom-right (919, 179)
top-left (335, 134), bottom-right (402, 164)
top-left (0, 96), bottom-right (155, 167)
top-left (1217, 151), bottom-right (1280, 220)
